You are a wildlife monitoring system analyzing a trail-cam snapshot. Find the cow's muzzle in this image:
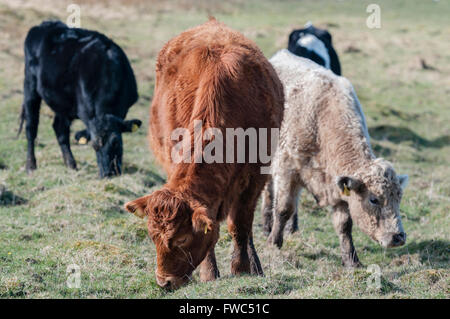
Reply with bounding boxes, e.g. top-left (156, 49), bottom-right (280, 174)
top-left (381, 232), bottom-right (407, 248)
top-left (155, 272), bottom-right (189, 290)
